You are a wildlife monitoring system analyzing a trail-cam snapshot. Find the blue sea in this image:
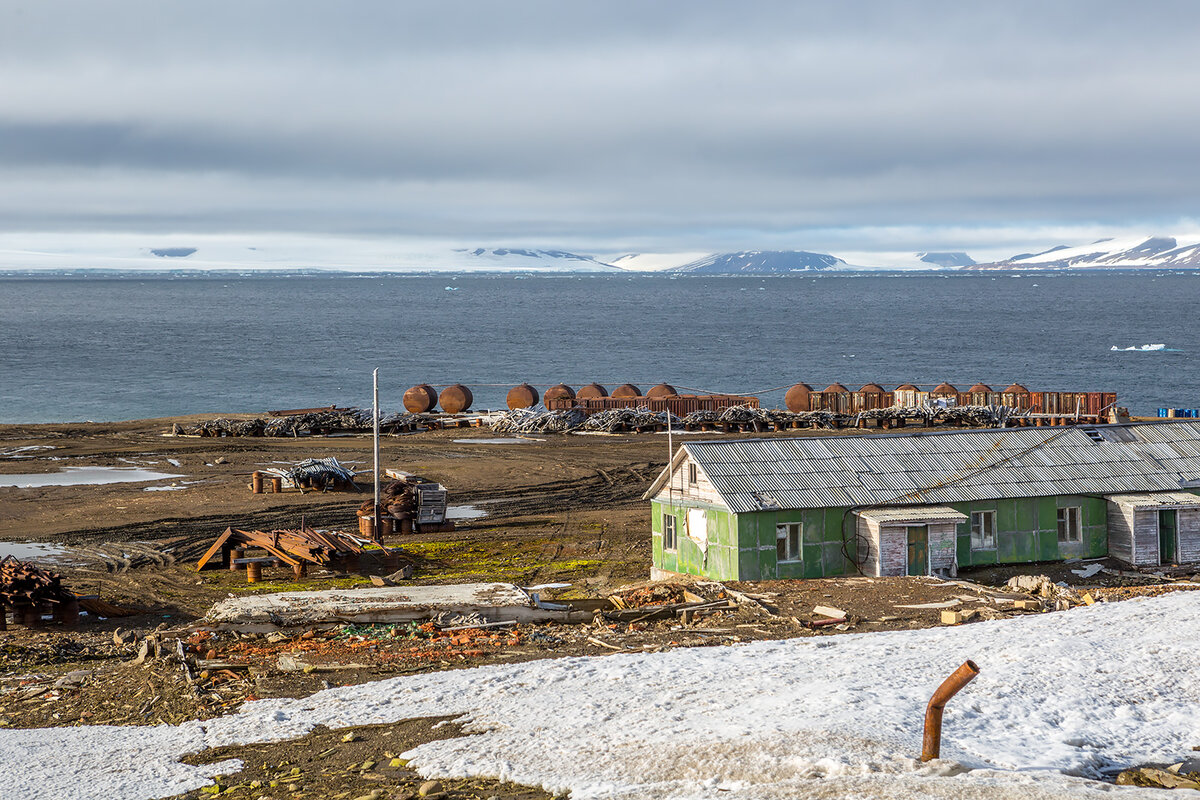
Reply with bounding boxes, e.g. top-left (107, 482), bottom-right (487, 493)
top-left (1, 271), bottom-right (1198, 423)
